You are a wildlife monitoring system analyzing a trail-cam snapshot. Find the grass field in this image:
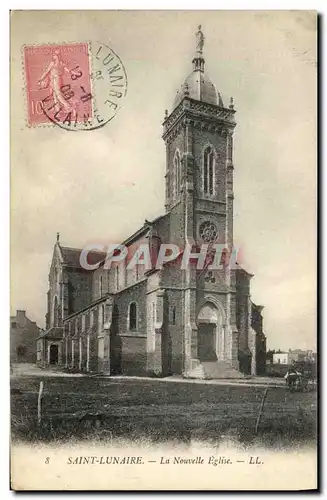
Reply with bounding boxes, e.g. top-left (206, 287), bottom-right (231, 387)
top-left (11, 371), bottom-right (317, 448)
